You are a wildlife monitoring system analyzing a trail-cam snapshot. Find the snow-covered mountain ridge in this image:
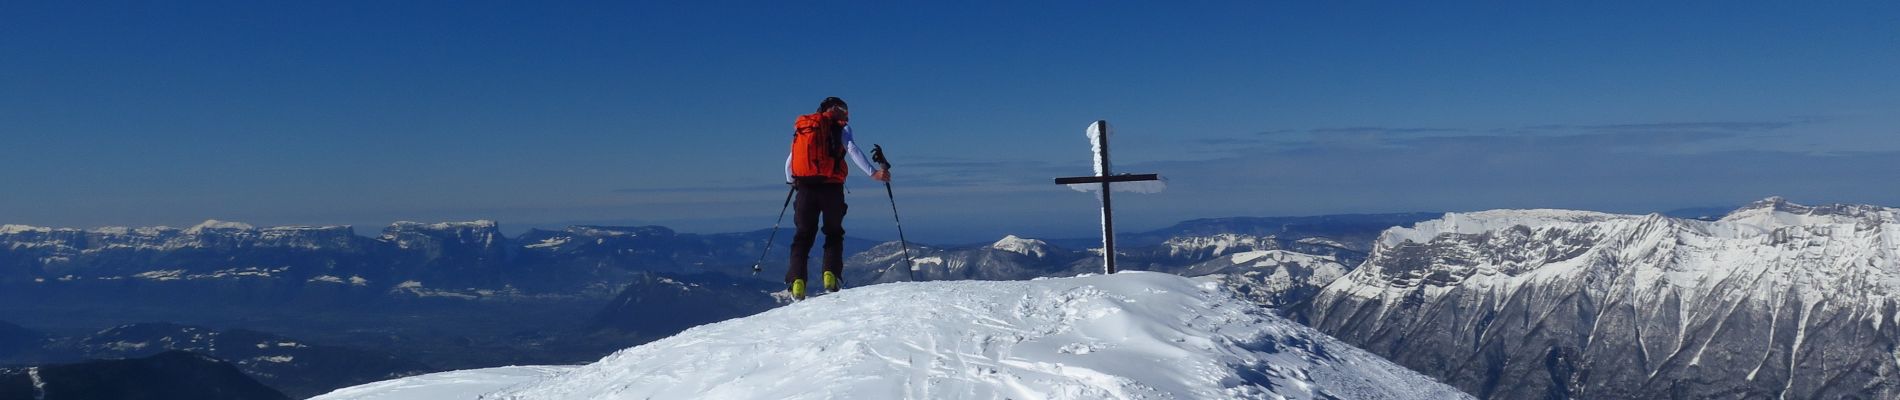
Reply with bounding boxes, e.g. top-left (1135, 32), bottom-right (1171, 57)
top-left (990, 234), bottom-right (1054, 258)
top-left (0, 219), bottom-right (456, 254)
top-left (1163, 233), bottom-right (1283, 258)
top-left (1335, 197), bottom-right (1900, 303)
top-left (1188, 250), bottom-right (1351, 308)
top-left (317, 273), bottom-right (1472, 400)
top-left (1306, 197), bottom-right (1900, 399)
